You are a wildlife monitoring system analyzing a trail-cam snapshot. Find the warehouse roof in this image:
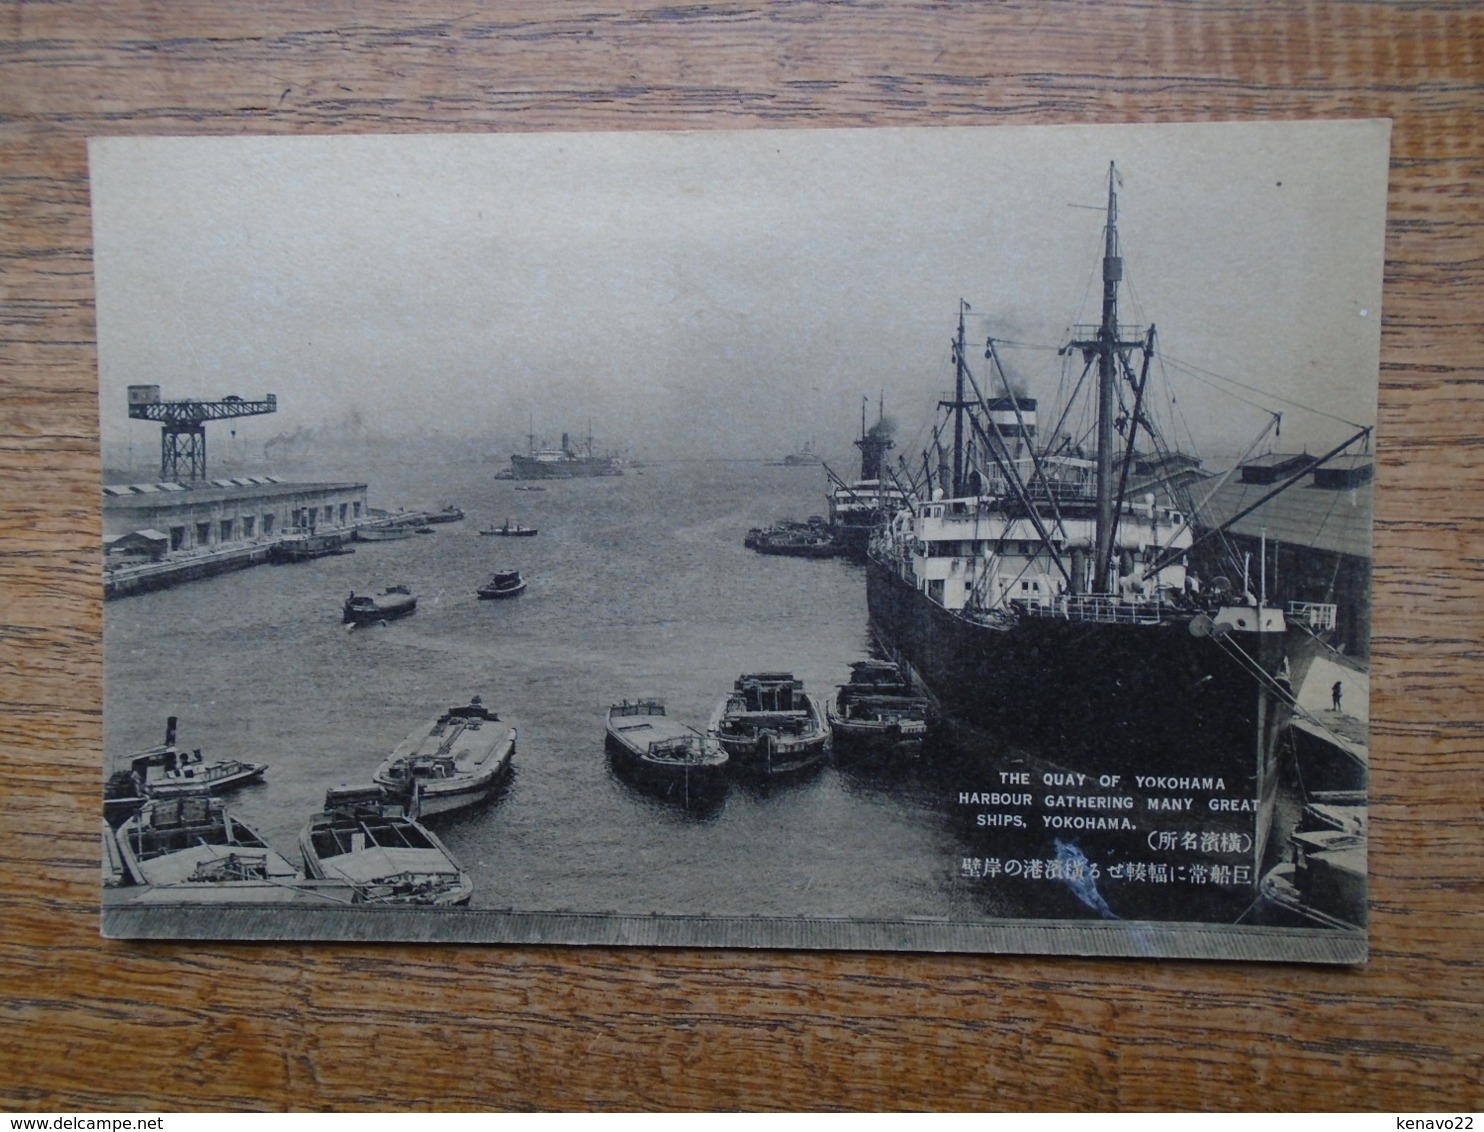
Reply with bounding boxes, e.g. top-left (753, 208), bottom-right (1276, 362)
top-left (102, 478), bottom-right (365, 510)
top-left (1196, 462), bottom-right (1374, 561)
